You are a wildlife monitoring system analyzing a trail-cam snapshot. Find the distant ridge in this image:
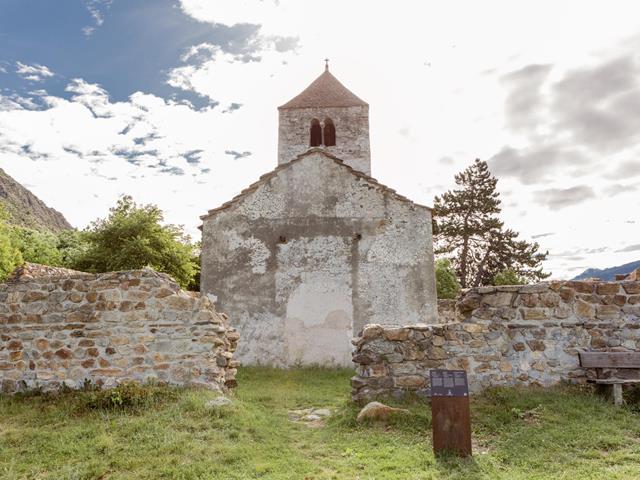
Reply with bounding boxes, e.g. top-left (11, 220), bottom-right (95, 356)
top-left (0, 167), bottom-right (72, 232)
top-left (572, 260), bottom-right (640, 281)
